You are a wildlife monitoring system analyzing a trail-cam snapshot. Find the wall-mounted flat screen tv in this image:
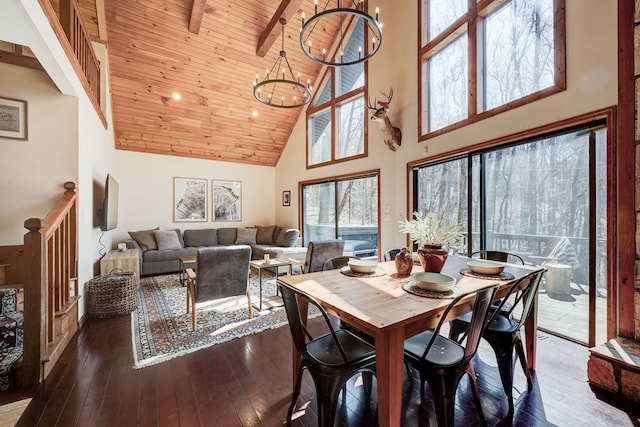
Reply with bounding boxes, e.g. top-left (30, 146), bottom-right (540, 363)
top-left (100, 174), bottom-right (119, 231)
